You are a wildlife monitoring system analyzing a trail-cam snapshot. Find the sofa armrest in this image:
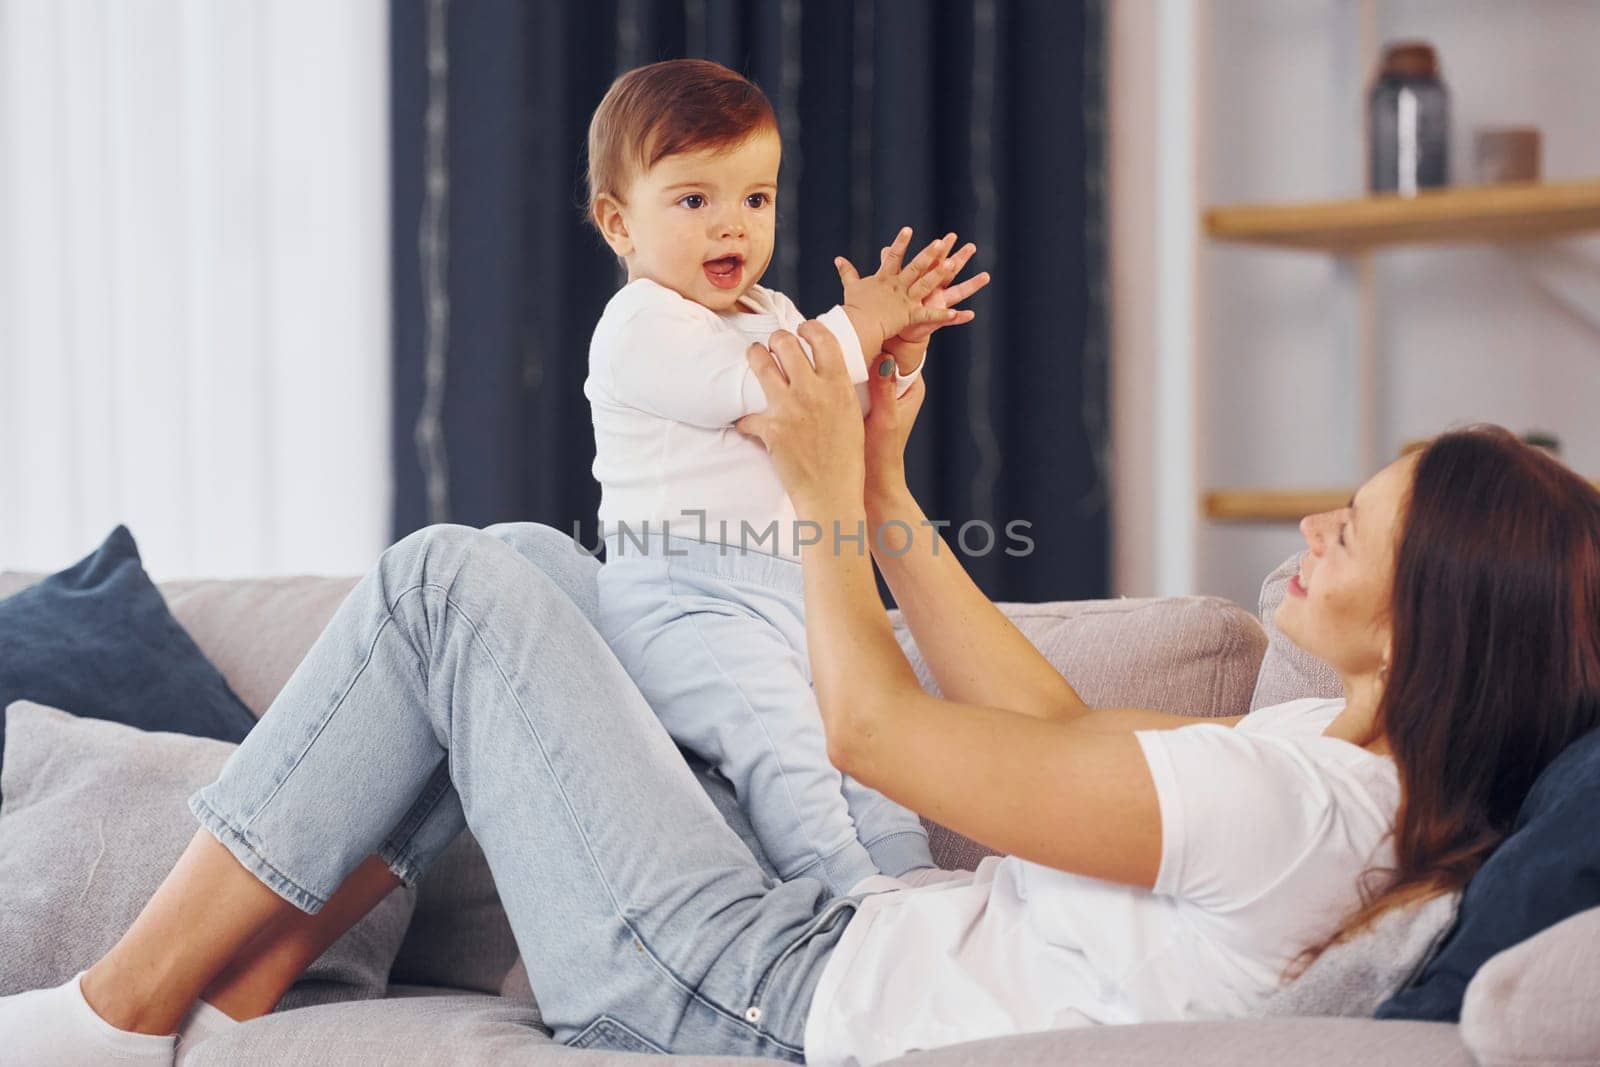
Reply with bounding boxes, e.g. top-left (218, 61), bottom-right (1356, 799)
top-left (1460, 904), bottom-right (1600, 1067)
